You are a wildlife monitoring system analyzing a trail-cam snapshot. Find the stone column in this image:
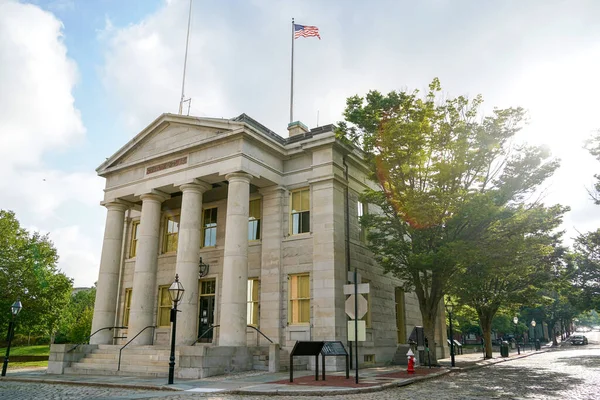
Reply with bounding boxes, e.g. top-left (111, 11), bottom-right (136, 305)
top-left (219, 172), bottom-right (252, 346)
top-left (90, 201), bottom-right (128, 345)
top-left (259, 186), bottom-right (286, 345)
top-left (175, 181), bottom-right (211, 345)
top-left (129, 192), bottom-right (168, 345)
